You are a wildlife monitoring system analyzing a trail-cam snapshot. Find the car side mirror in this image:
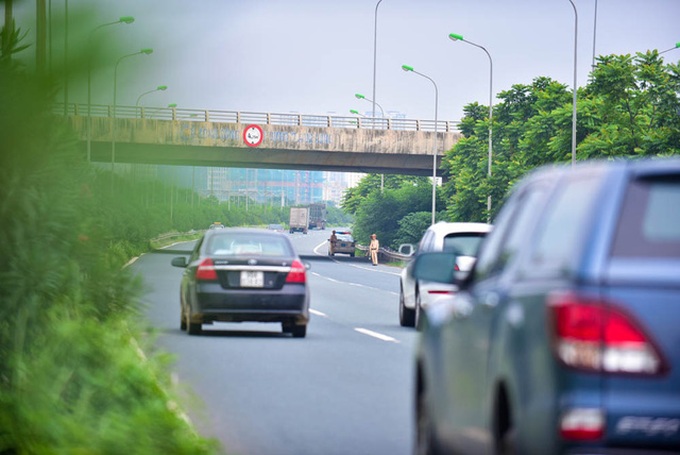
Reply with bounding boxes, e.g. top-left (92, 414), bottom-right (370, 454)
top-left (171, 256), bottom-right (188, 268)
top-left (412, 252), bottom-right (458, 284)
